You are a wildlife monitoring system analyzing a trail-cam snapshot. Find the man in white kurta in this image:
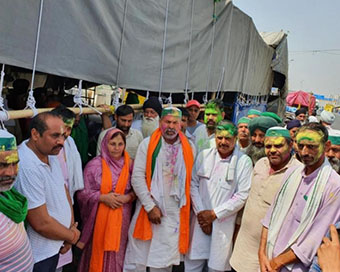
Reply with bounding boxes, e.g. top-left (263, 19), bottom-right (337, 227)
top-left (124, 107), bottom-right (195, 272)
top-left (185, 121), bottom-right (253, 272)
